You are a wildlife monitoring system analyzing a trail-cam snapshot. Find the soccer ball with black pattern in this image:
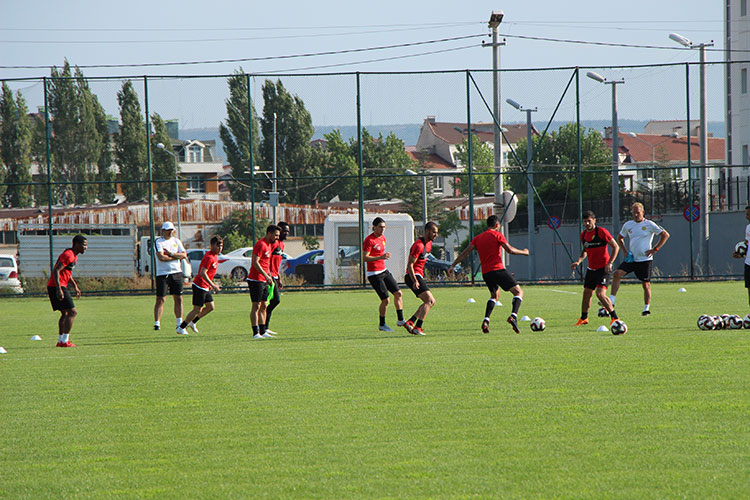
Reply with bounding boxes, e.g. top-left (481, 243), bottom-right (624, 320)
top-left (735, 241), bottom-right (748, 257)
top-left (713, 315), bottom-right (726, 330)
top-left (697, 315), bottom-right (716, 331)
top-left (610, 319), bottom-right (627, 335)
top-left (744, 314), bottom-right (750, 329)
top-left (727, 315), bottom-right (743, 329)
top-left (530, 317), bottom-right (546, 332)
top-left (597, 307), bottom-right (609, 317)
